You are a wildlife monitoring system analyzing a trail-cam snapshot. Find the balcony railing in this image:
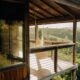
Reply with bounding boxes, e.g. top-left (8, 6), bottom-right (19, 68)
top-left (30, 43), bottom-right (75, 72)
top-left (0, 43), bottom-right (77, 80)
